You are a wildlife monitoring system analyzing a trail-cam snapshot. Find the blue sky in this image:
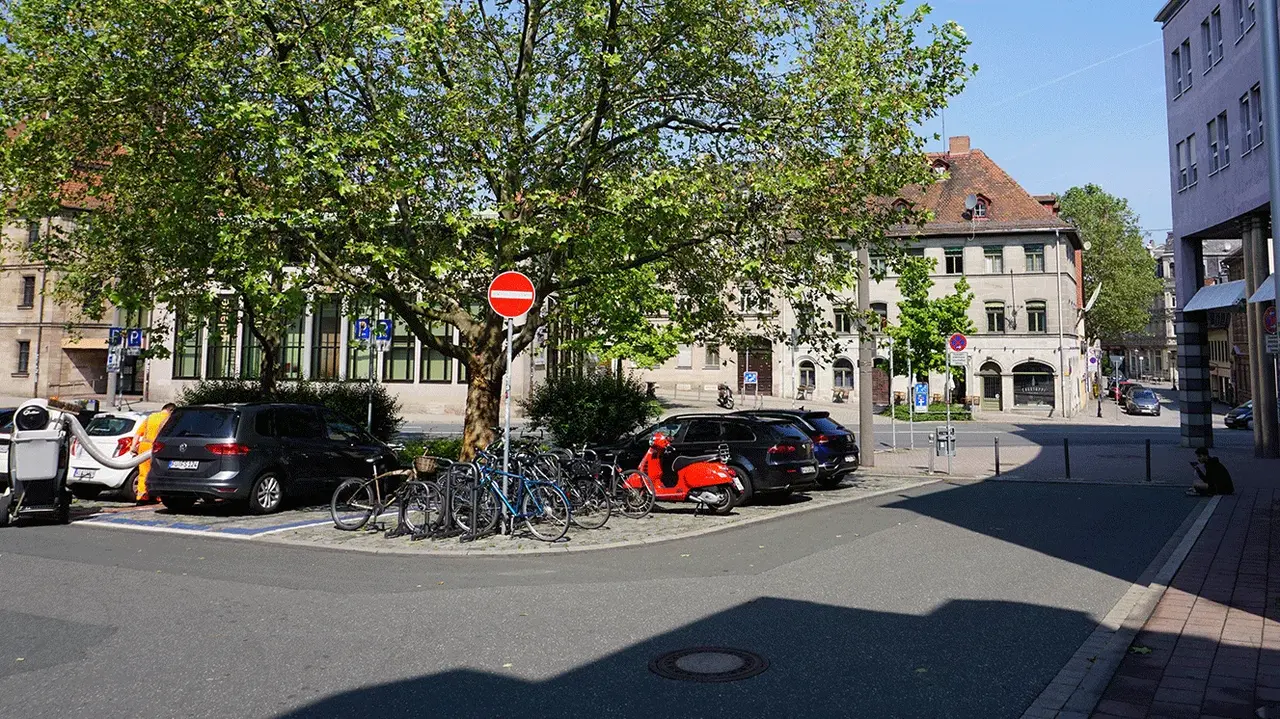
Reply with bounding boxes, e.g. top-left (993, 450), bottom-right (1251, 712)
top-left (914, 1), bottom-right (1170, 243)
